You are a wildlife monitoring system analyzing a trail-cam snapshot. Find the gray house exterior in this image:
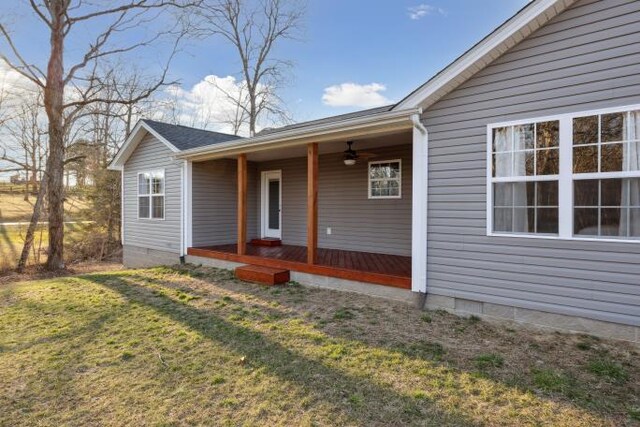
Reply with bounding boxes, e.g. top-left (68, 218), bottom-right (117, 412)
top-left (110, 0), bottom-right (640, 342)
